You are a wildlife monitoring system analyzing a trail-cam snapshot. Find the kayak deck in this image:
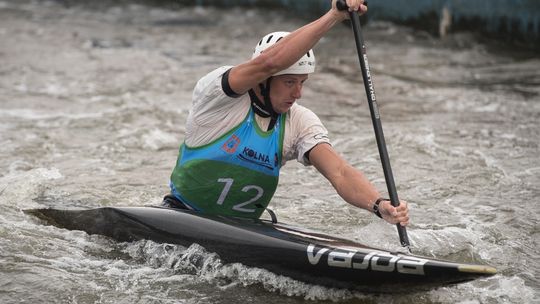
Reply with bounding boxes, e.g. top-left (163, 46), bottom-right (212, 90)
top-left (25, 206), bottom-right (496, 292)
